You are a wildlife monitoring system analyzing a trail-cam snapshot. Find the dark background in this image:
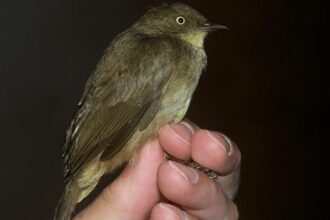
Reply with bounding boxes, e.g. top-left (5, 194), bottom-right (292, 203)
top-left (0, 0), bottom-right (326, 219)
